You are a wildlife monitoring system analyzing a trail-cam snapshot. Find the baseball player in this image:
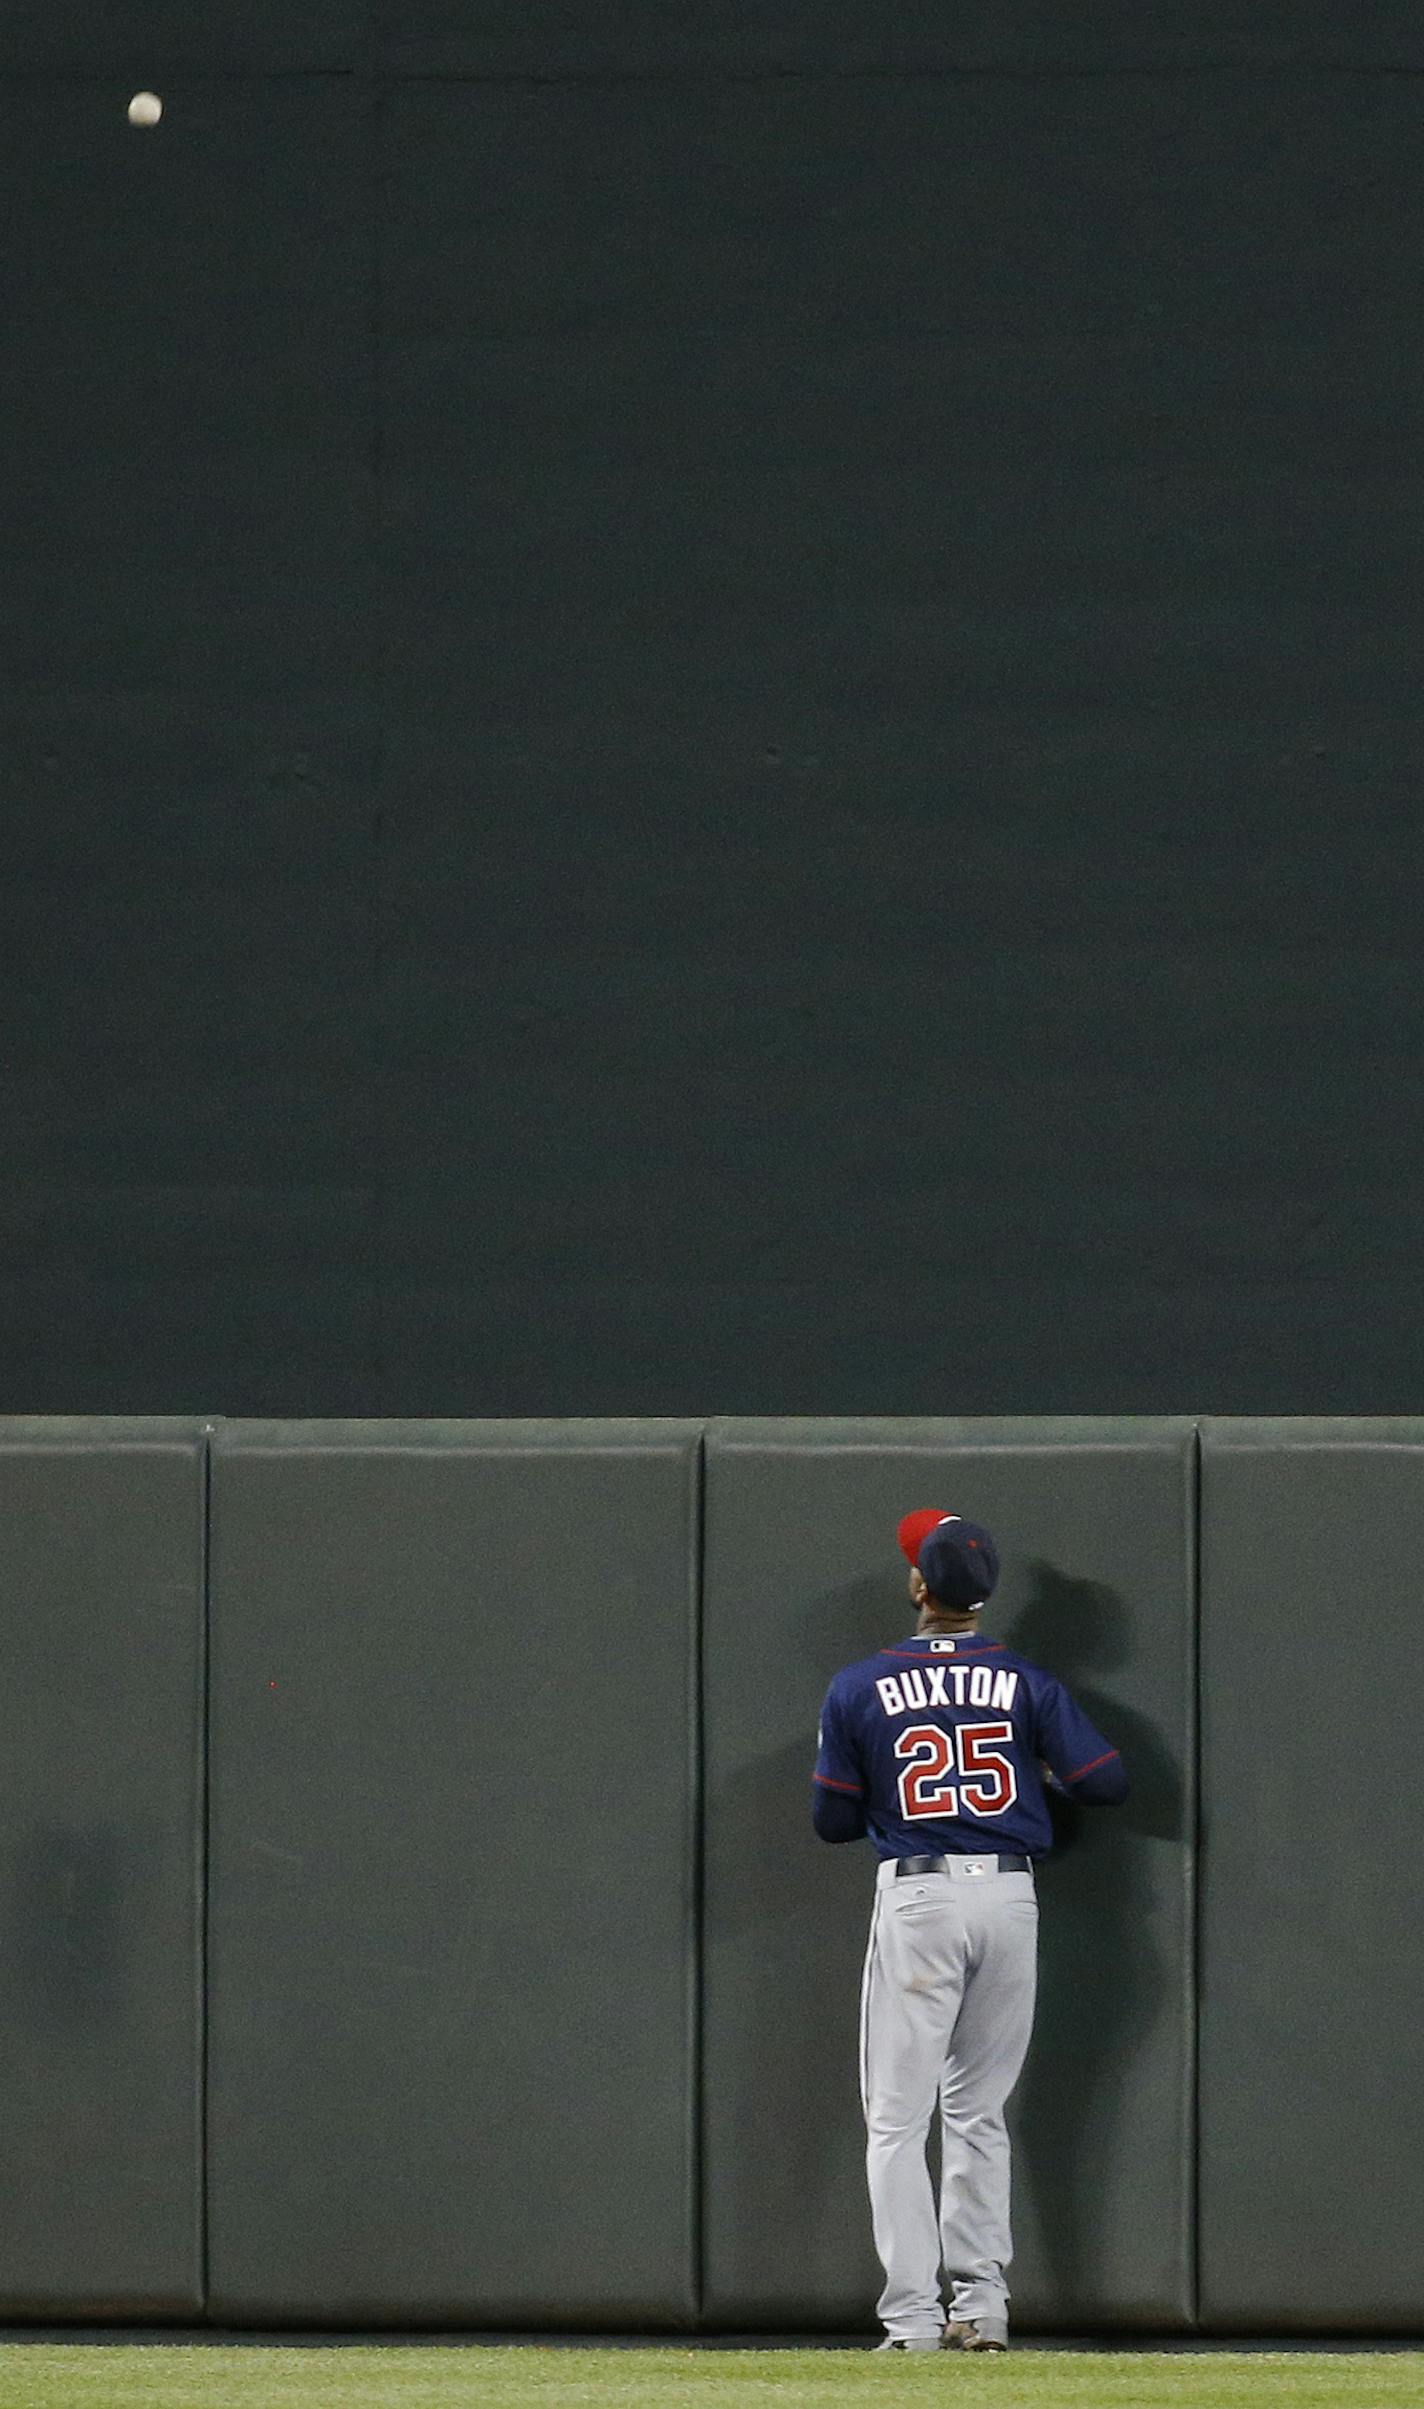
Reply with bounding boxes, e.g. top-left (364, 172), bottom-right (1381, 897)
top-left (813, 1508), bottom-right (1127, 2353)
